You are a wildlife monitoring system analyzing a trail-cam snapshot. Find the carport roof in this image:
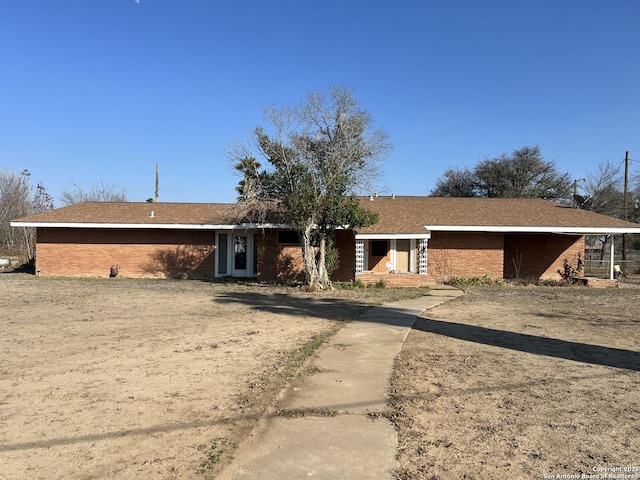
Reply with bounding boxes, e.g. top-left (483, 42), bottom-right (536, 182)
top-left (355, 196), bottom-right (640, 235)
